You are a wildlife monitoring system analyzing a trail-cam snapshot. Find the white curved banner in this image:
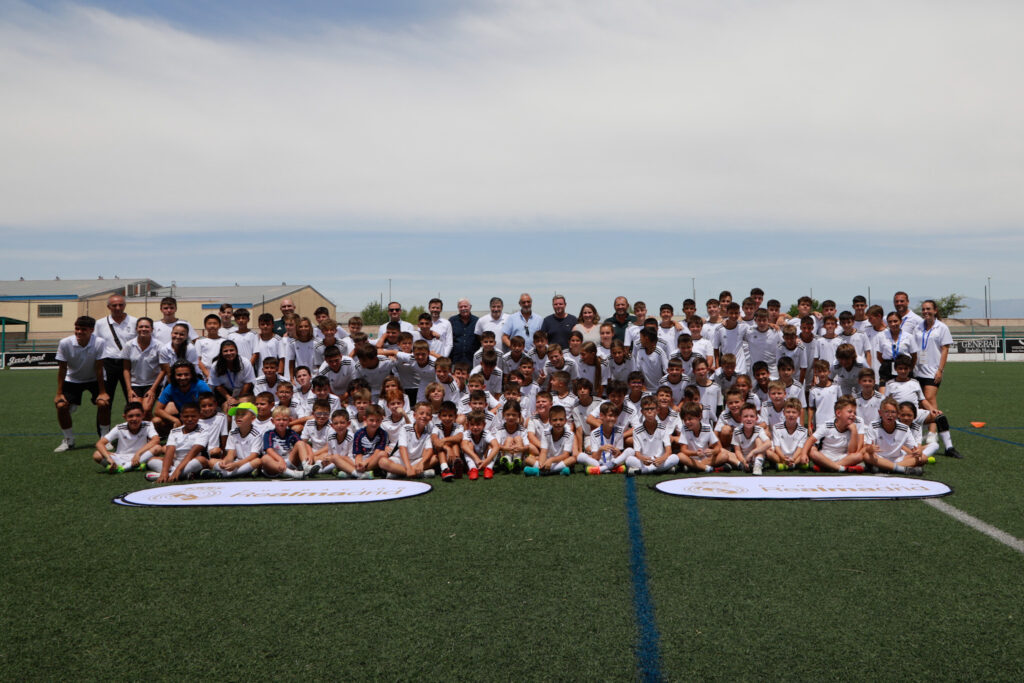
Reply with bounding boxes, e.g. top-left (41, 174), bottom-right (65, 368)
top-left (116, 479), bottom-right (432, 507)
top-left (654, 475), bottom-right (951, 501)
